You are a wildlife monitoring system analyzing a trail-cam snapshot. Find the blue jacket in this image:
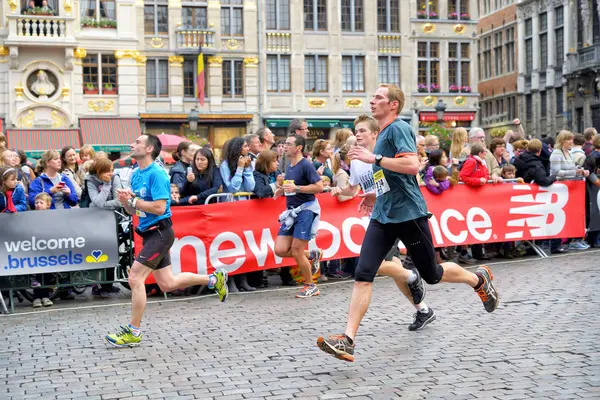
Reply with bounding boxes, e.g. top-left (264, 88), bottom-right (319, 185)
top-left (219, 162), bottom-right (255, 193)
top-left (170, 161), bottom-right (191, 193)
top-left (29, 173), bottom-right (79, 209)
top-left (0, 184), bottom-right (27, 212)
